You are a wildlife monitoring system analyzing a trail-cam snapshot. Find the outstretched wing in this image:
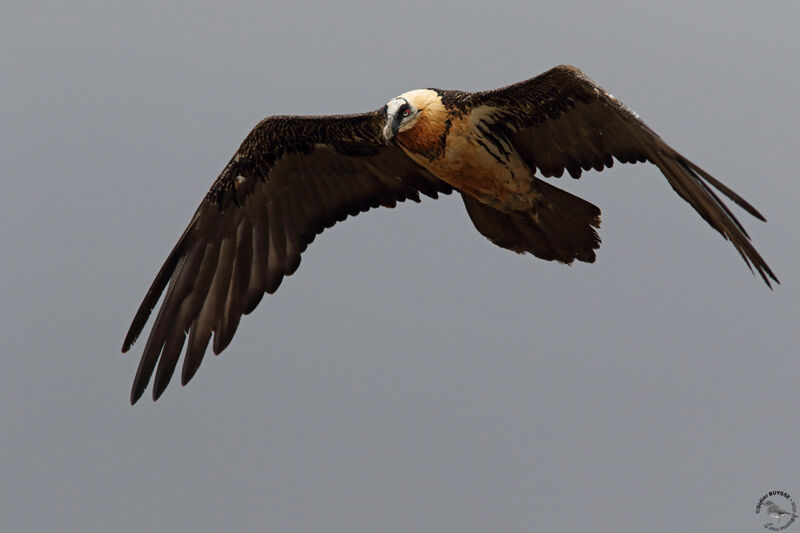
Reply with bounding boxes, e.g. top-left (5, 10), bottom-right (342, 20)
top-left (123, 111), bottom-right (452, 403)
top-left (468, 65), bottom-right (777, 286)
